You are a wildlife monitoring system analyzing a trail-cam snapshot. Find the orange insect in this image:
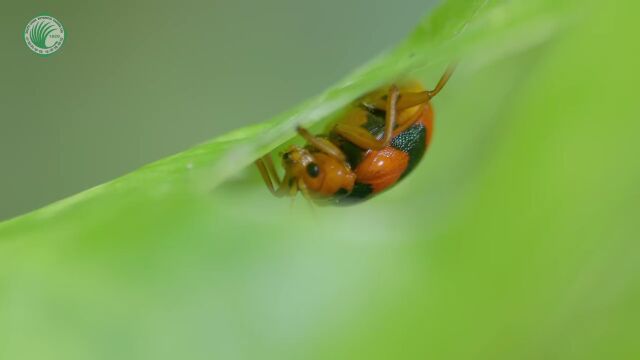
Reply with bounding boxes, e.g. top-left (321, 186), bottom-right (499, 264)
top-left (256, 66), bottom-right (454, 205)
